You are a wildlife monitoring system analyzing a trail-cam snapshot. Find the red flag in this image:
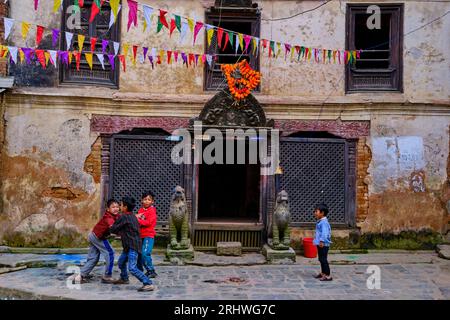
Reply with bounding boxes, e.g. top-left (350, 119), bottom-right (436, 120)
top-left (78, 0), bottom-right (84, 7)
top-left (90, 37), bottom-right (97, 52)
top-left (90, 0), bottom-right (105, 23)
top-left (74, 51), bottom-right (81, 71)
top-left (217, 28), bottom-right (224, 49)
top-left (167, 50), bottom-right (172, 64)
top-left (223, 32), bottom-right (230, 51)
top-left (188, 53), bottom-right (195, 66)
top-left (169, 19), bottom-right (176, 37)
top-left (35, 49), bottom-right (46, 68)
top-left (36, 25), bottom-right (45, 46)
top-left (159, 10), bottom-right (169, 29)
top-left (132, 45), bottom-right (138, 62)
top-left (118, 54), bottom-right (126, 71)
